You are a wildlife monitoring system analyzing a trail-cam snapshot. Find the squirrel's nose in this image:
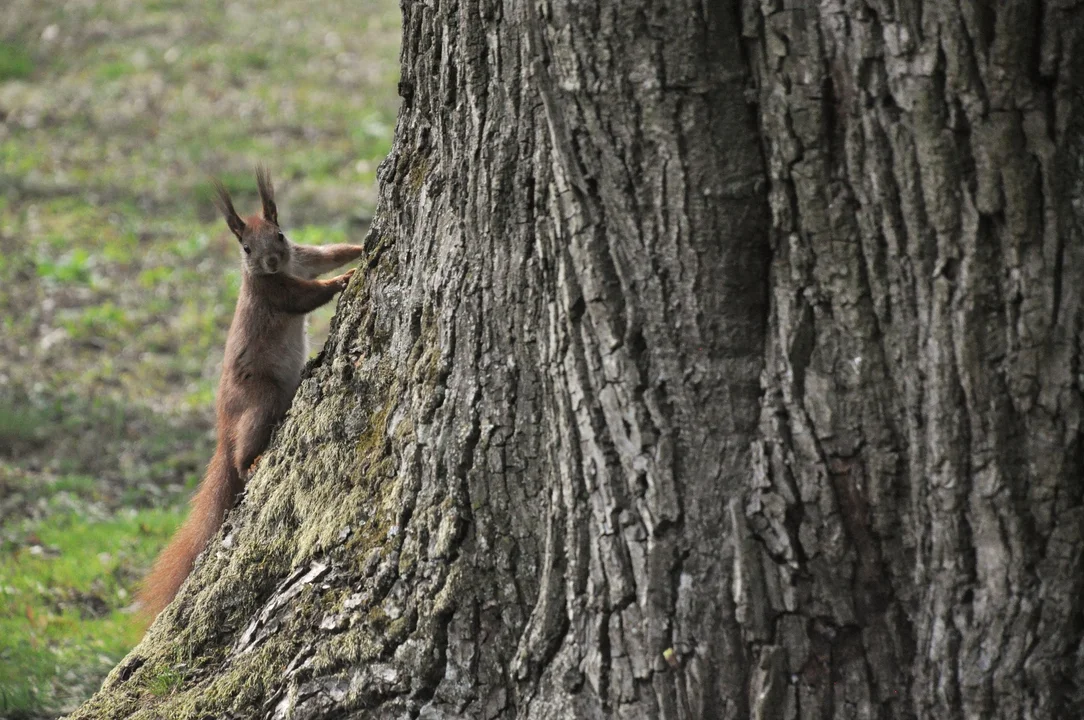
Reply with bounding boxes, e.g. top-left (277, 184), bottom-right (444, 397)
top-left (265, 258), bottom-right (279, 273)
